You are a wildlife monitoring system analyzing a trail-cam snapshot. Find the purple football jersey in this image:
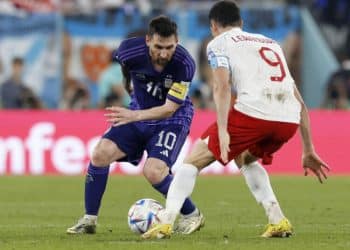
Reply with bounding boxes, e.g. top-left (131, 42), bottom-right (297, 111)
top-left (113, 37), bottom-right (195, 127)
